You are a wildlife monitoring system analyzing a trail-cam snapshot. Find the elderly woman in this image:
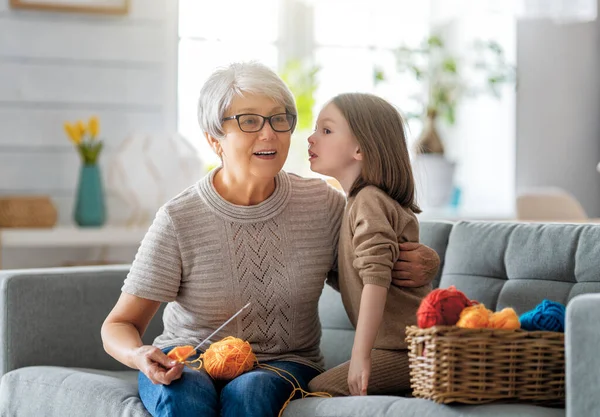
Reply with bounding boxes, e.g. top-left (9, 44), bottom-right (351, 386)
top-left (101, 62), bottom-right (439, 417)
